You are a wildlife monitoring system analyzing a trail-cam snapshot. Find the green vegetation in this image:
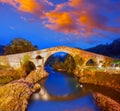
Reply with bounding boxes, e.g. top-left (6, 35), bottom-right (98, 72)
top-left (4, 38), bottom-right (38, 55)
top-left (0, 64), bottom-right (10, 69)
top-left (0, 37), bottom-right (39, 84)
top-left (112, 60), bottom-right (120, 67)
top-left (51, 53), bottom-right (120, 91)
top-left (21, 55), bottom-right (36, 75)
top-left (22, 54), bottom-right (31, 66)
top-left (52, 54), bottom-right (76, 74)
top-left (49, 54), bottom-right (86, 74)
top-left (74, 55), bottom-right (84, 68)
top-left (0, 55), bottom-right (32, 85)
top-left (0, 69), bottom-right (21, 85)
